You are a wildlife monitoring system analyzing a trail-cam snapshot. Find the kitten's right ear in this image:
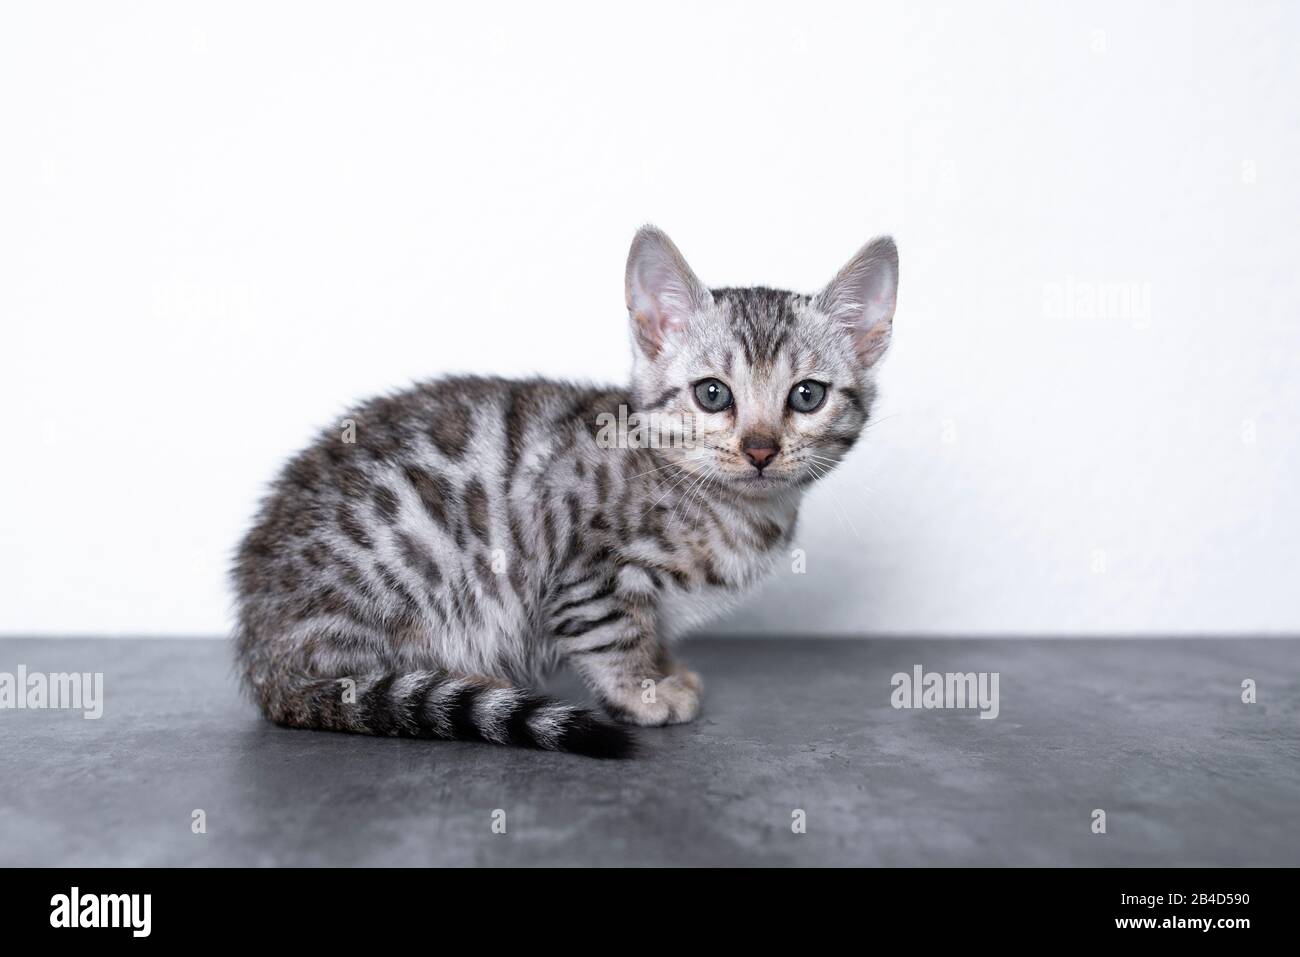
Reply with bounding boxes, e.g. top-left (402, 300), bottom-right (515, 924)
top-left (815, 236), bottom-right (899, 368)
top-left (625, 225), bottom-right (712, 358)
